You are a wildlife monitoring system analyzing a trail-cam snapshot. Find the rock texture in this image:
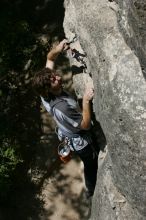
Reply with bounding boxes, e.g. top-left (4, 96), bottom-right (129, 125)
top-left (63, 0), bottom-right (146, 219)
